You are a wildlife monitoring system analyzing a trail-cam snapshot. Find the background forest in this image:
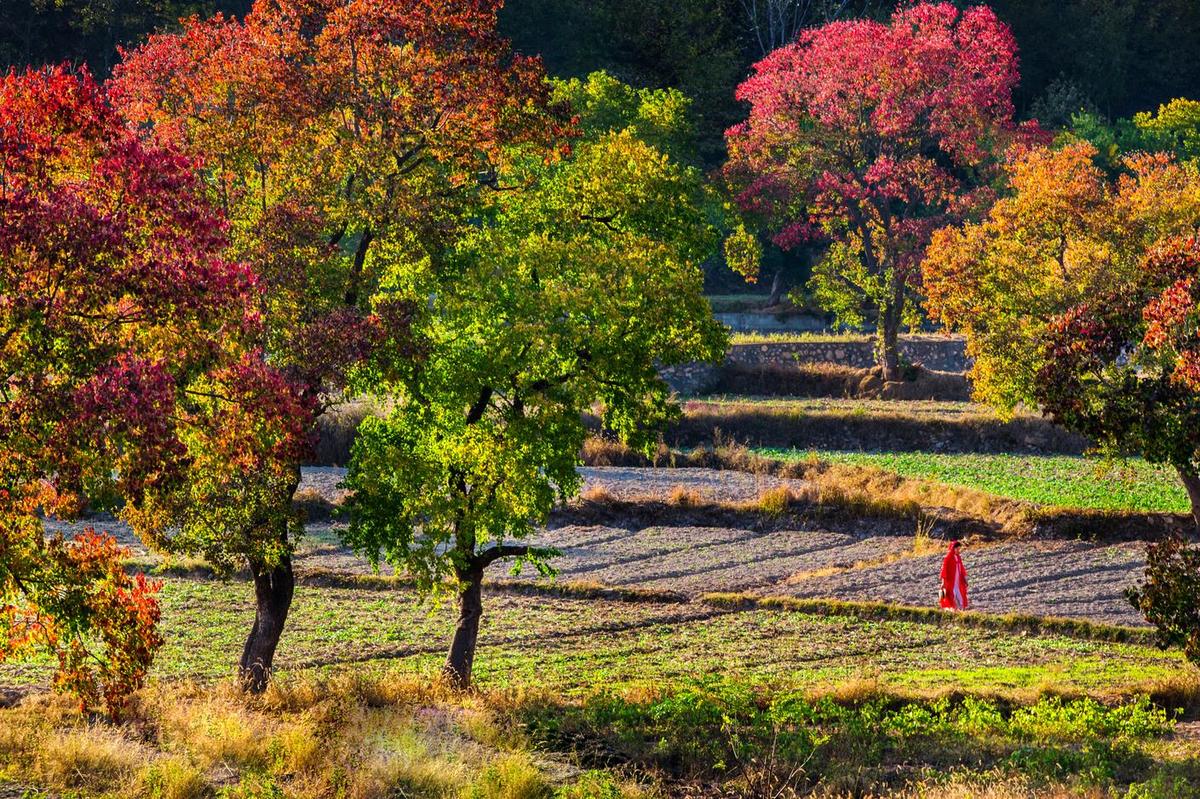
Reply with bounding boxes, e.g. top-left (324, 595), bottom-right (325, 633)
top-left (6, 0), bottom-right (1200, 158)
